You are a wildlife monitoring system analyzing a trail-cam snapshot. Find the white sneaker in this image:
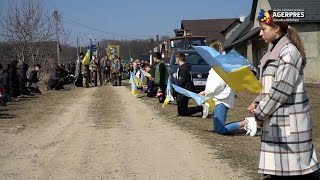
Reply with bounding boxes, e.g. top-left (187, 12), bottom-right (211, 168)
top-left (202, 103), bottom-right (210, 119)
top-left (244, 117), bottom-right (257, 136)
